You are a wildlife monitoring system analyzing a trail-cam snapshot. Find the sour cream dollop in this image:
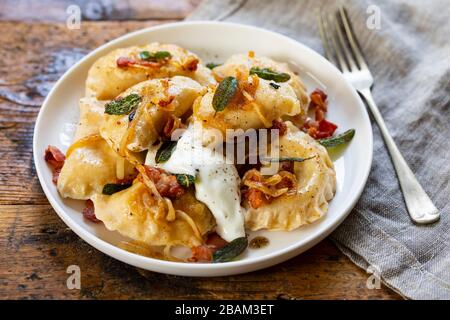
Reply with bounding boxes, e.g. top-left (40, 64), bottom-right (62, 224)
top-left (145, 122), bottom-right (245, 242)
